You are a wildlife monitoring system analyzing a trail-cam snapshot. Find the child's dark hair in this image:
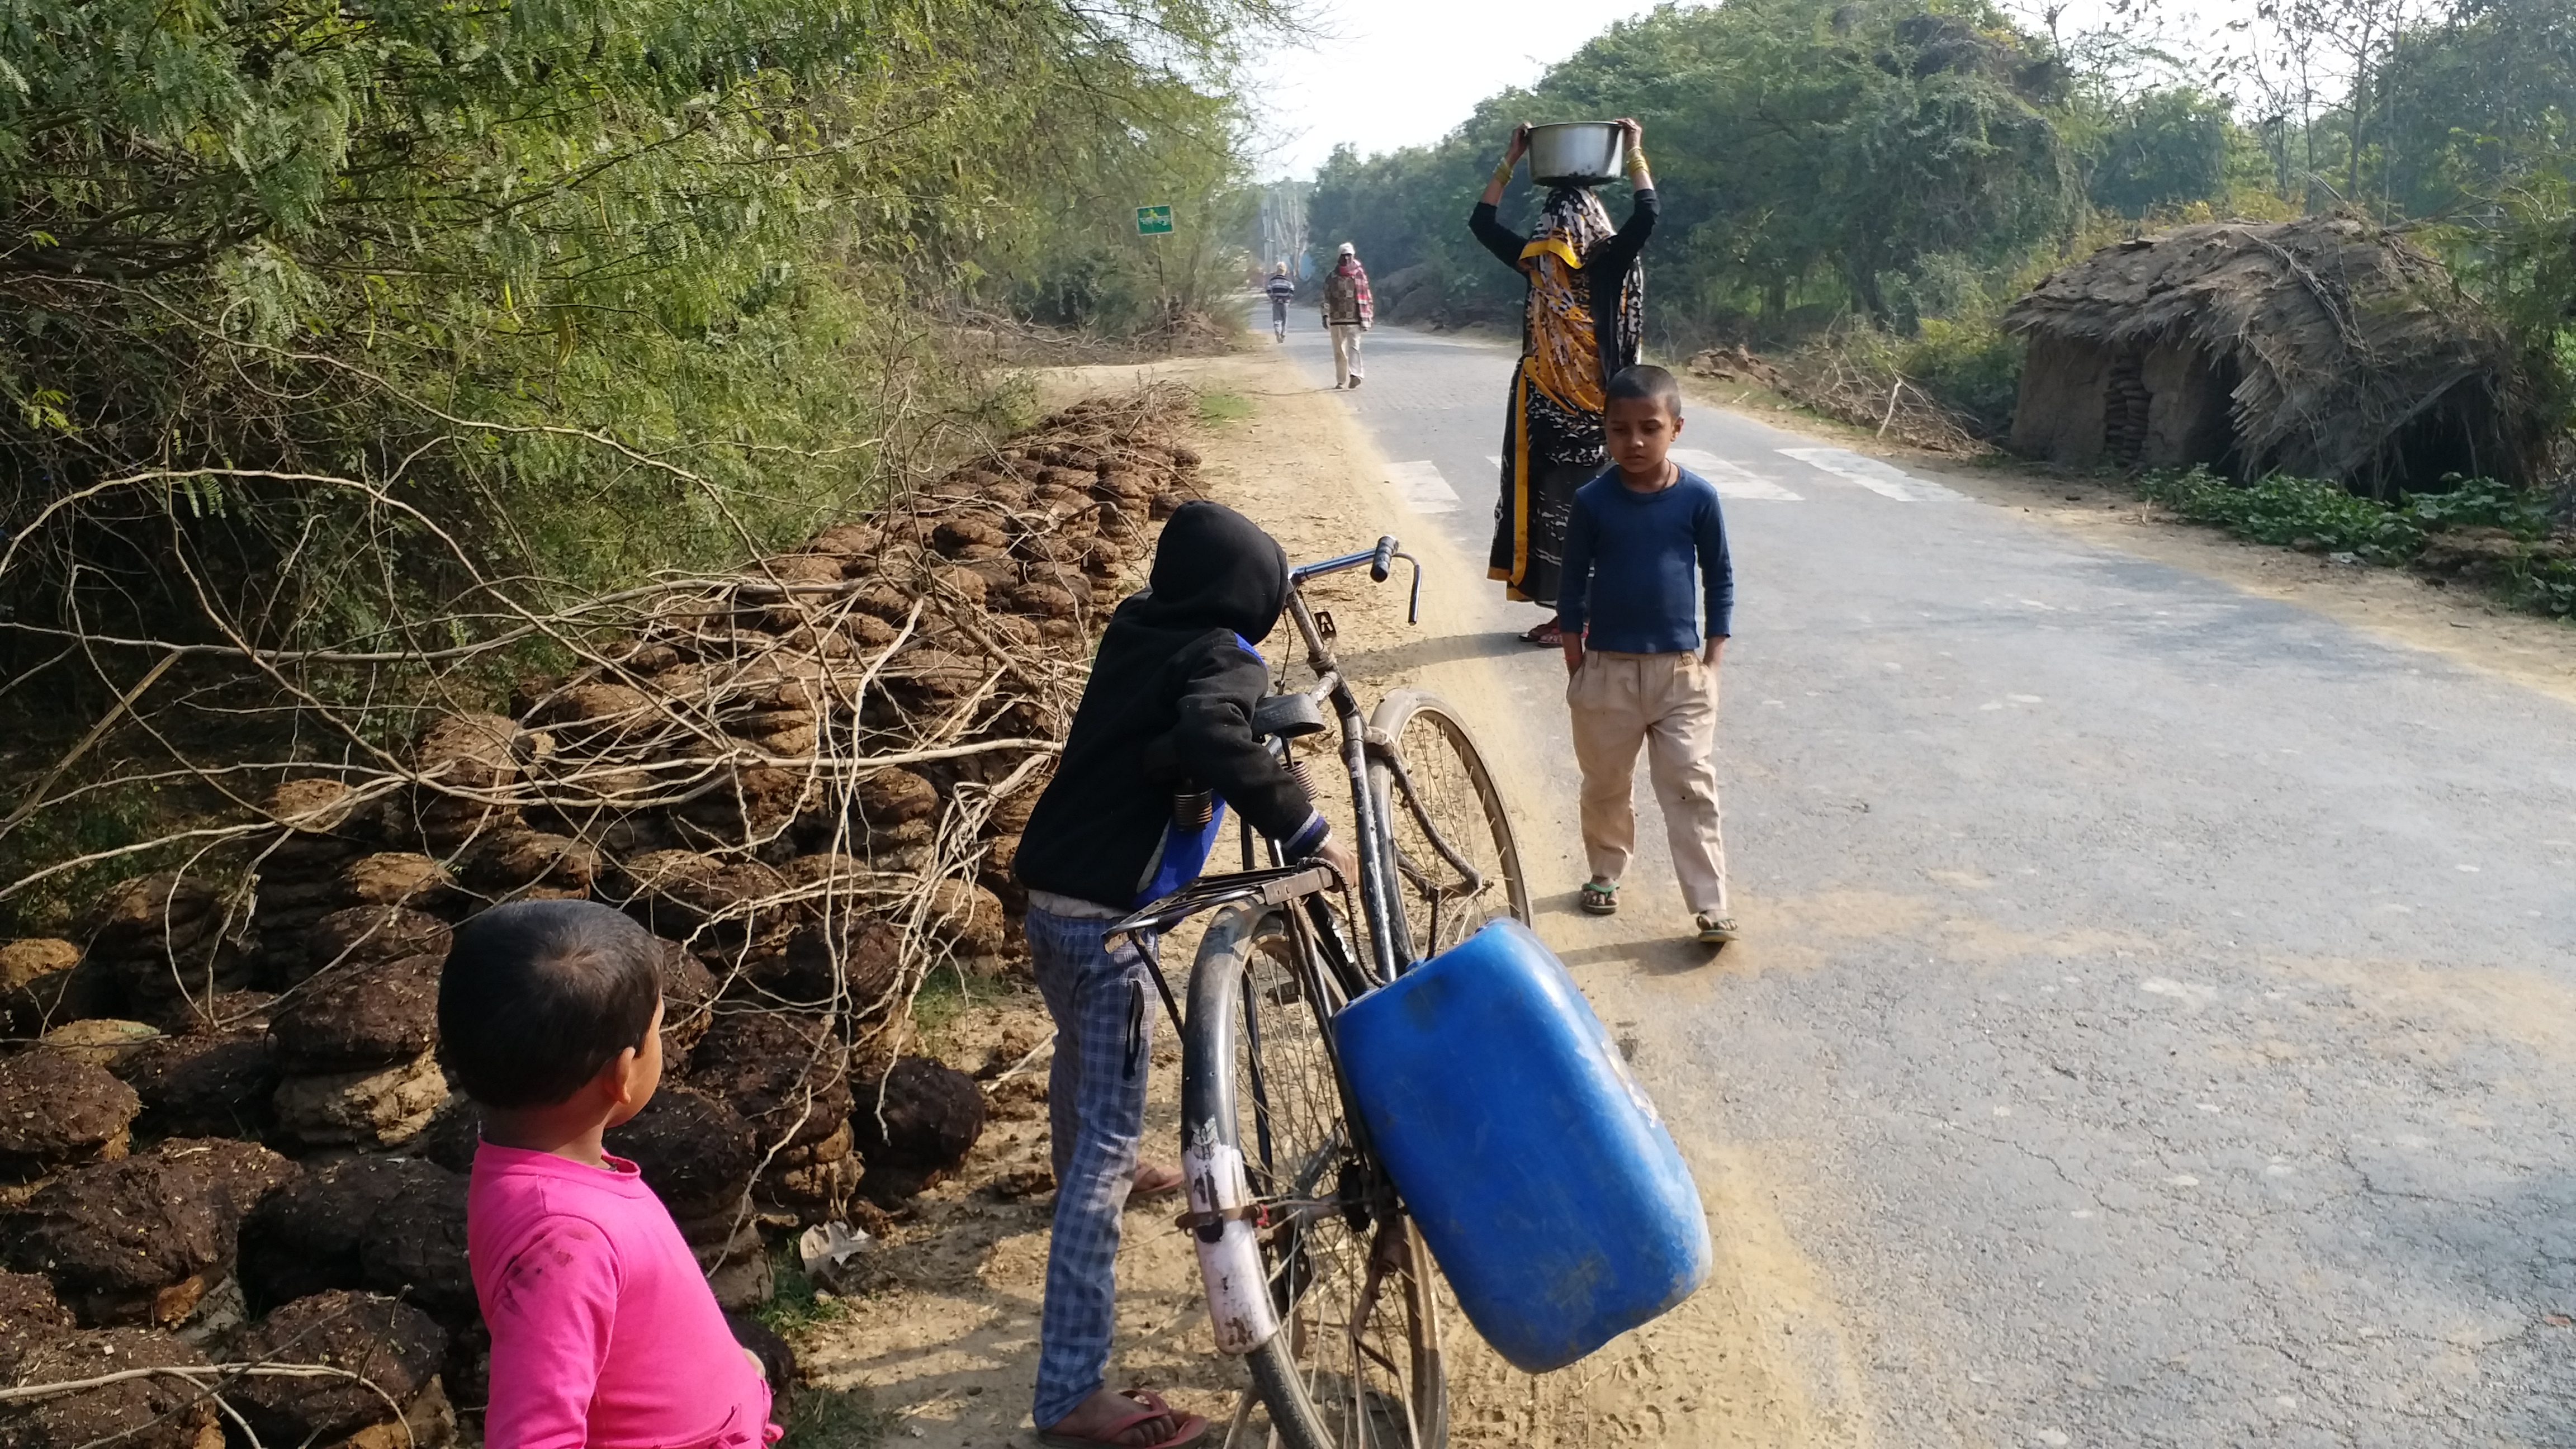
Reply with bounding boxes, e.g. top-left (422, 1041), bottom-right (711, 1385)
top-left (437, 900), bottom-right (662, 1109)
top-left (1606, 363), bottom-right (1683, 417)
